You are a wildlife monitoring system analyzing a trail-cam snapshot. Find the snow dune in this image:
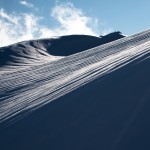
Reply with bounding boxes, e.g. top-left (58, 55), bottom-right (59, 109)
top-left (0, 29), bottom-right (150, 124)
top-left (0, 30), bottom-right (150, 150)
top-left (0, 32), bottom-right (124, 72)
